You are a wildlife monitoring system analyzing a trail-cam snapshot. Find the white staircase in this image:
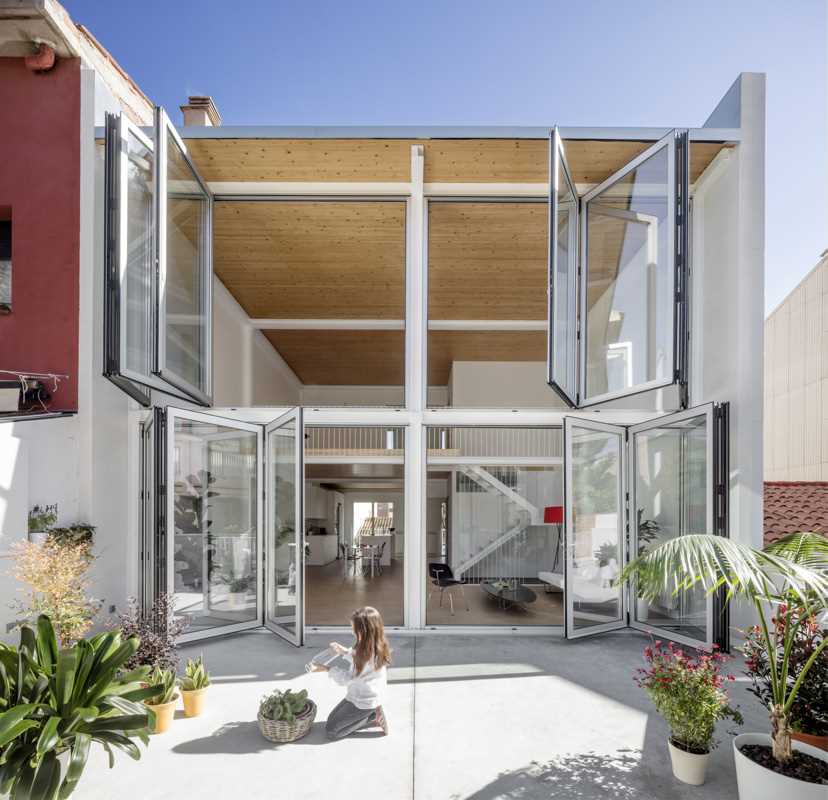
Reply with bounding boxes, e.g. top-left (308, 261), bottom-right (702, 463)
top-left (453, 466), bottom-right (540, 580)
